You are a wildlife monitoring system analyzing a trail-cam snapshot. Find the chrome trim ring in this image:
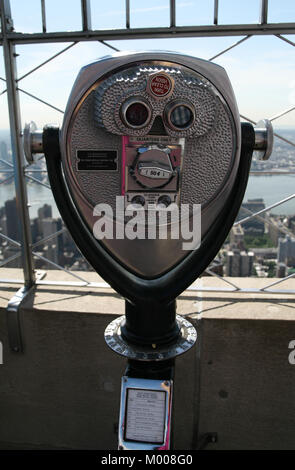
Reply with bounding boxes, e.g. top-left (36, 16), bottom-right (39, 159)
top-left (104, 314), bottom-right (197, 361)
top-left (164, 99), bottom-right (195, 131)
top-left (120, 96), bottom-right (152, 129)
